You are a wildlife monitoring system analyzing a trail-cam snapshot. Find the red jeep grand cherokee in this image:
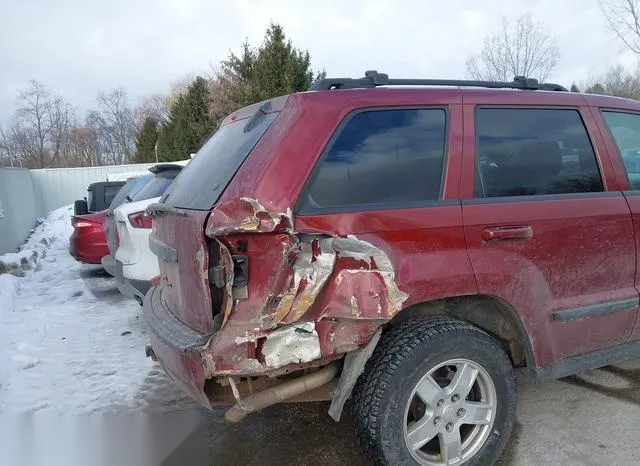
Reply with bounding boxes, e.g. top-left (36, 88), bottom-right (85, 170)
top-left (144, 71), bottom-right (640, 465)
